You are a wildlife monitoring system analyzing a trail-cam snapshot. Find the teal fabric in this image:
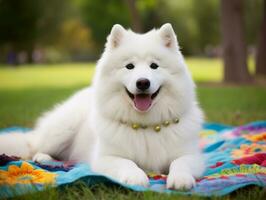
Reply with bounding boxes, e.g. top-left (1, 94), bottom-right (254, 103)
top-left (0, 121), bottom-right (266, 198)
